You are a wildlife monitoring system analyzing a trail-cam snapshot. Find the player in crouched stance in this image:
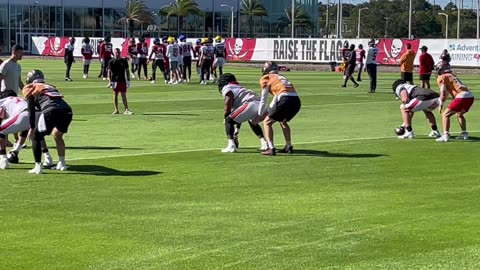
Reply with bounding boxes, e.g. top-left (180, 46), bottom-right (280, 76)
top-left (22, 70), bottom-right (73, 174)
top-left (219, 73), bottom-right (268, 153)
top-left (392, 79), bottom-right (441, 139)
top-left (259, 61), bottom-right (301, 156)
top-left (435, 62), bottom-right (475, 142)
